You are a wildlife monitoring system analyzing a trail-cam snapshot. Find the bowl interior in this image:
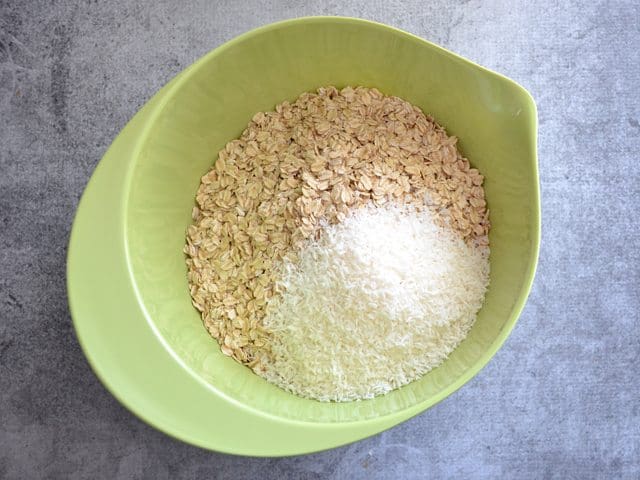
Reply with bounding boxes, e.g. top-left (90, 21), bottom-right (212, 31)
top-left (125, 19), bottom-right (538, 423)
